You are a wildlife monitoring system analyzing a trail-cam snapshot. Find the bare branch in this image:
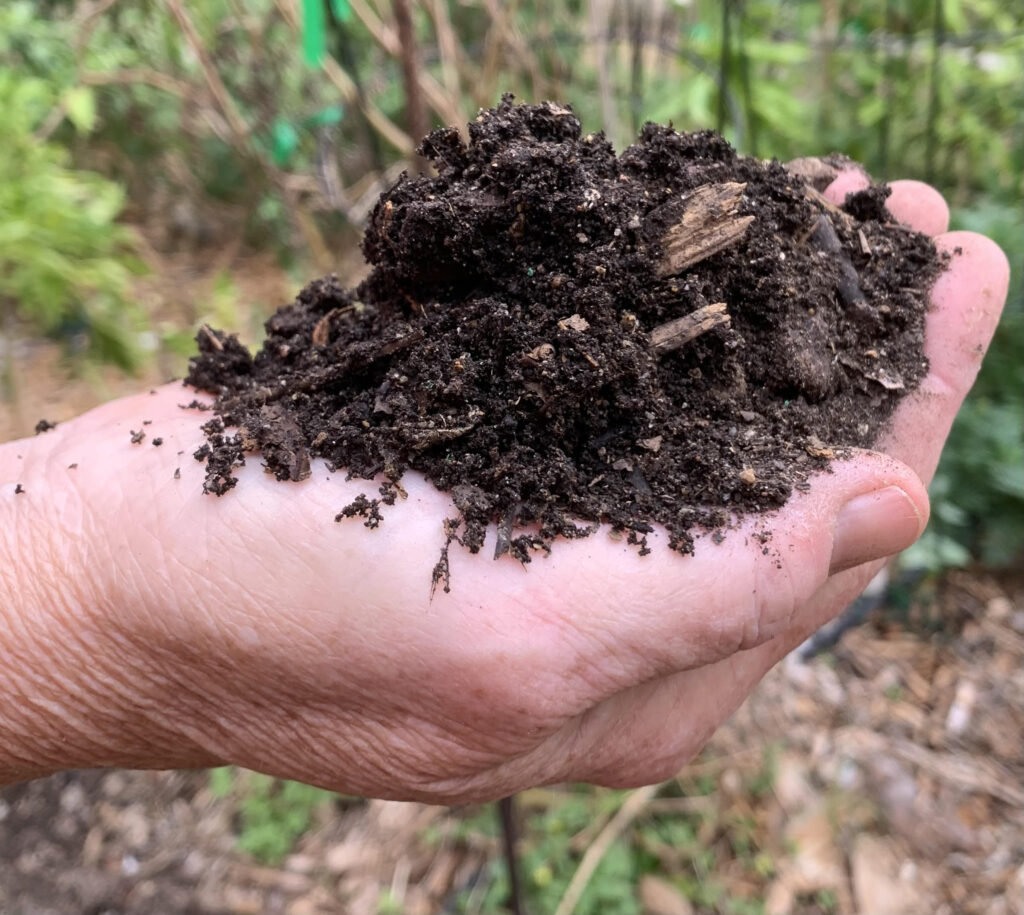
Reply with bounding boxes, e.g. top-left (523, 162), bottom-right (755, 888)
top-left (393, 0), bottom-right (429, 167)
top-left (164, 0), bottom-right (251, 144)
top-left (347, 0), bottom-right (464, 128)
